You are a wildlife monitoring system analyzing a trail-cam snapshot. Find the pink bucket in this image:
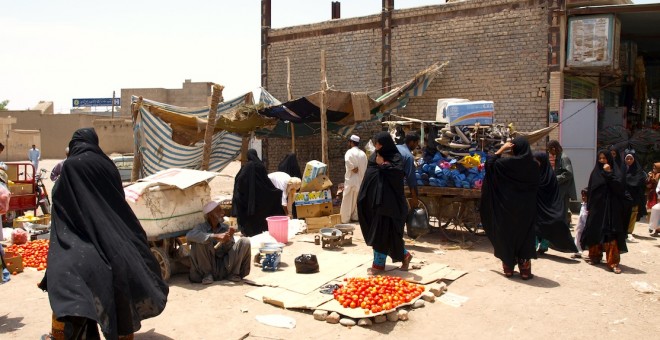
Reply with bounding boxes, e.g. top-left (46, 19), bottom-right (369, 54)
top-left (266, 216), bottom-right (290, 243)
